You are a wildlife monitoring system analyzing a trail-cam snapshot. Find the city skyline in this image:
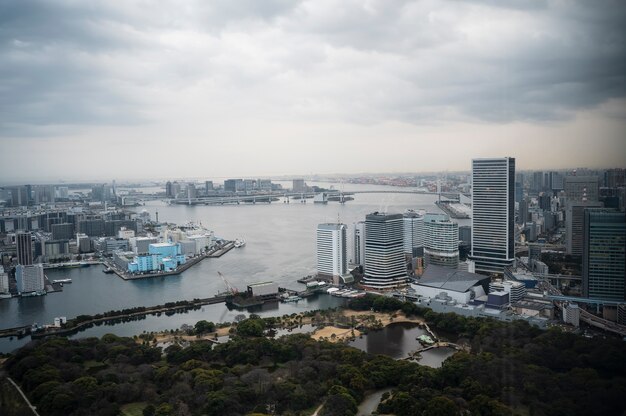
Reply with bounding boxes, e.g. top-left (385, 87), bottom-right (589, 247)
top-left (1, 1), bottom-right (625, 181)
